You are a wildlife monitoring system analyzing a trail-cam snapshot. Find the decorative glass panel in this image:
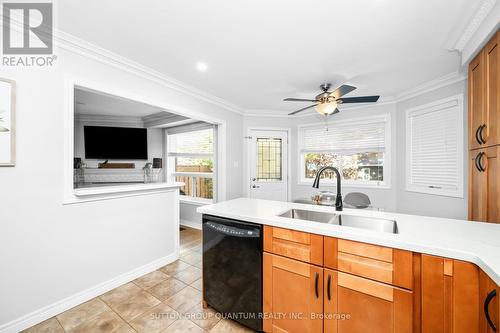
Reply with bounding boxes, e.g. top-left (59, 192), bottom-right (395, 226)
top-left (257, 138), bottom-right (282, 181)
